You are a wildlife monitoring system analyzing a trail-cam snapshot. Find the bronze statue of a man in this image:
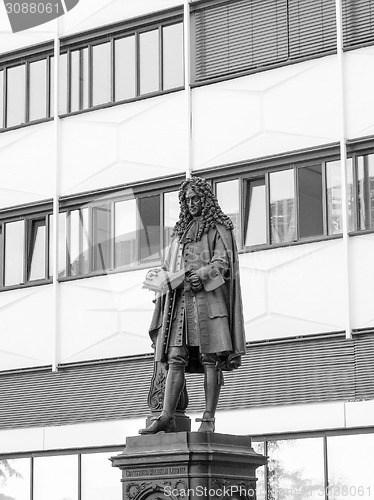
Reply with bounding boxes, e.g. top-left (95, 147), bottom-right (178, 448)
top-left (139, 176), bottom-right (246, 434)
